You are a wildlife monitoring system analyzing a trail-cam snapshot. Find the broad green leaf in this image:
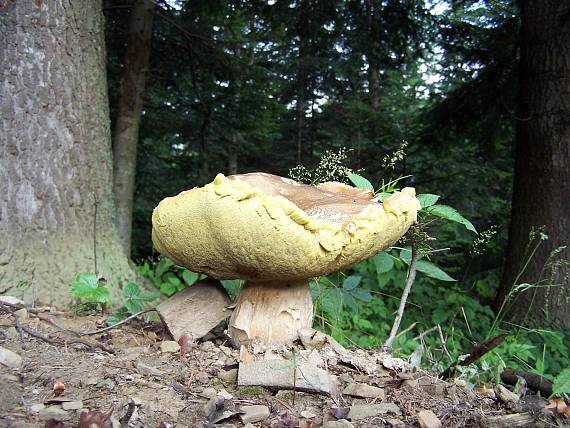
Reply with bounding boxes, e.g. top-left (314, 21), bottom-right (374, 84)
top-left (125, 299), bottom-right (143, 314)
top-left (553, 367), bottom-right (570, 395)
top-left (373, 252), bottom-right (394, 274)
top-left (182, 269), bottom-right (199, 286)
top-left (376, 192), bottom-right (392, 202)
top-left (160, 282), bottom-right (177, 297)
top-left (106, 307), bottom-right (129, 326)
top-left (123, 282), bottom-right (140, 298)
top-left (91, 286), bottom-right (110, 303)
top-left (164, 272), bottom-right (182, 287)
top-left (343, 292), bottom-right (358, 313)
top-left (321, 288), bottom-right (342, 317)
top-left (399, 248), bottom-right (456, 281)
top-left (416, 260), bottom-right (456, 282)
top-left (155, 257), bottom-right (174, 278)
top-left (342, 275), bottom-right (361, 291)
top-left (74, 273), bottom-right (99, 290)
top-left (426, 204), bottom-right (477, 233)
top-left (351, 288), bottom-right (372, 302)
top-left (416, 194), bottom-right (440, 209)
top-left (347, 172), bottom-right (374, 192)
